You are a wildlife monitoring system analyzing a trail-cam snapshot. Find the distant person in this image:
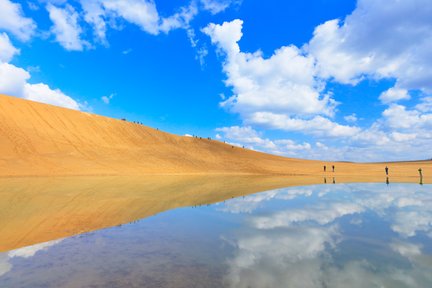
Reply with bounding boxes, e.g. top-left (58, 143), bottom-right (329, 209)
top-left (418, 168), bottom-right (423, 177)
top-left (323, 165), bottom-right (326, 172)
top-left (332, 165), bottom-right (335, 172)
top-left (385, 166), bottom-right (389, 176)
